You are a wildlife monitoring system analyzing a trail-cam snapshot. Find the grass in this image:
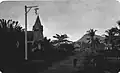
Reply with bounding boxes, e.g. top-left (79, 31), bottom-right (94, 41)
top-left (1, 48), bottom-right (103, 73)
top-left (9, 50), bottom-right (74, 73)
